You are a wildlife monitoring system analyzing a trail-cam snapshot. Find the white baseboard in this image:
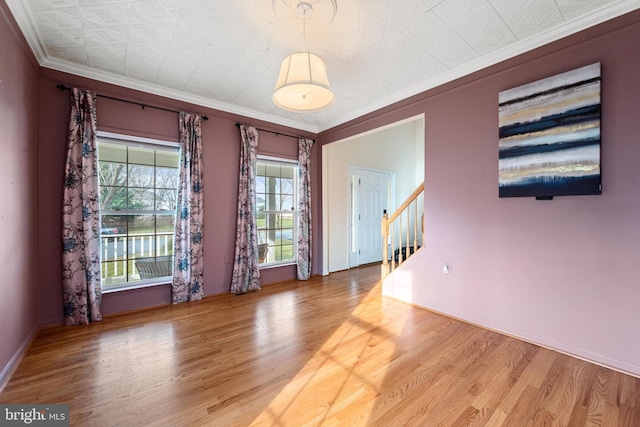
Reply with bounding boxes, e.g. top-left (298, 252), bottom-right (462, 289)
top-left (383, 286), bottom-right (640, 379)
